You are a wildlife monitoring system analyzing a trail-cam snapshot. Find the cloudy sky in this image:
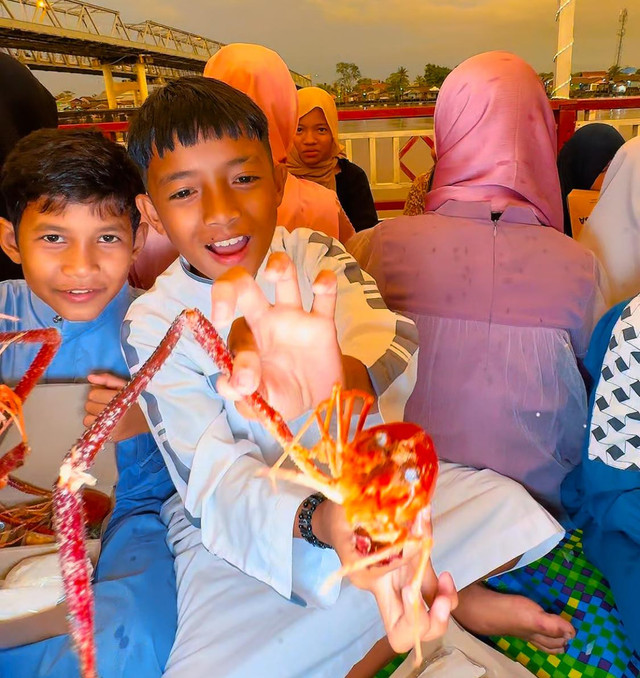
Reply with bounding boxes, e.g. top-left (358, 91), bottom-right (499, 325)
top-left (35, 0), bottom-right (640, 95)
